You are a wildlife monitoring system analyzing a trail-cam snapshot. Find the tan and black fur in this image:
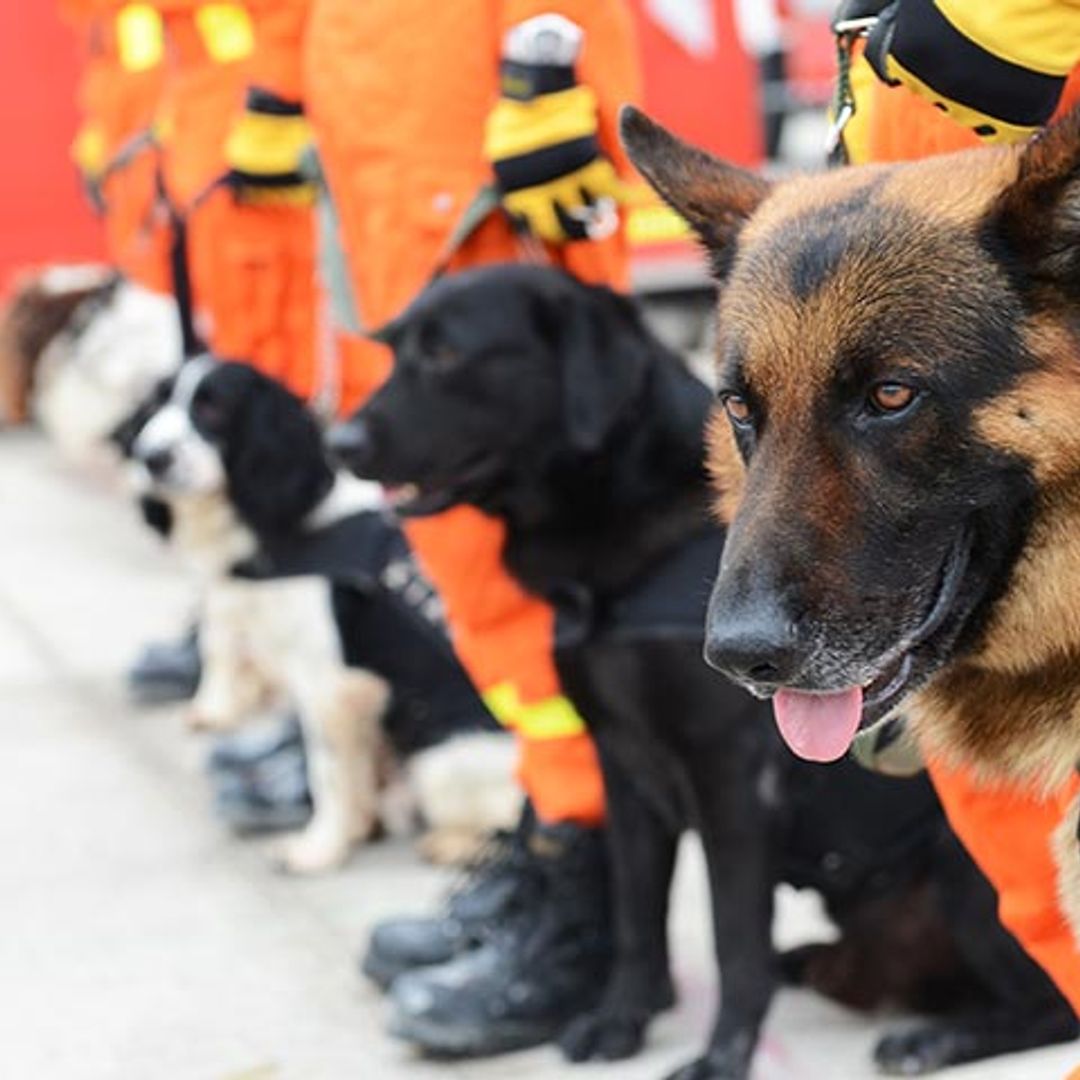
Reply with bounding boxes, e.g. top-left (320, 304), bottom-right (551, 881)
top-left (622, 107), bottom-right (1080, 927)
